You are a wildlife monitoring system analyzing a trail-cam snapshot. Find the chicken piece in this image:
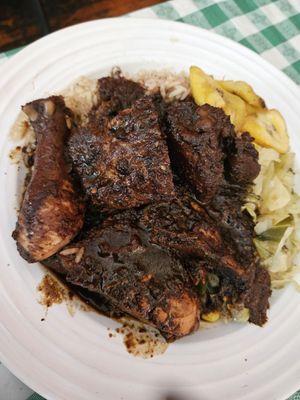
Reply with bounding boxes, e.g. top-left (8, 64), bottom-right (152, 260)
top-left (13, 96), bottom-right (85, 262)
top-left (68, 95), bottom-right (175, 210)
top-left (206, 183), bottom-right (257, 263)
top-left (225, 132), bottom-right (260, 185)
top-left (166, 100), bottom-right (232, 203)
top-left (166, 99), bottom-right (260, 202)
top-left (244, 265), bottom-right (271, 326)
top-left (57, 216), bottom-right (200, 339)
top-left (88, 76), bottom-right (145, 126)
top-left (139, 188), bottom-right (255, 291)
top-left (138, 180), bottom-right (270, 325)
top-left (42, 255), bottom-right (125, 319)
top-left (98, 76), bottom-right (145, 115)
top-left (206, 185), bottom-right (270, 325)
